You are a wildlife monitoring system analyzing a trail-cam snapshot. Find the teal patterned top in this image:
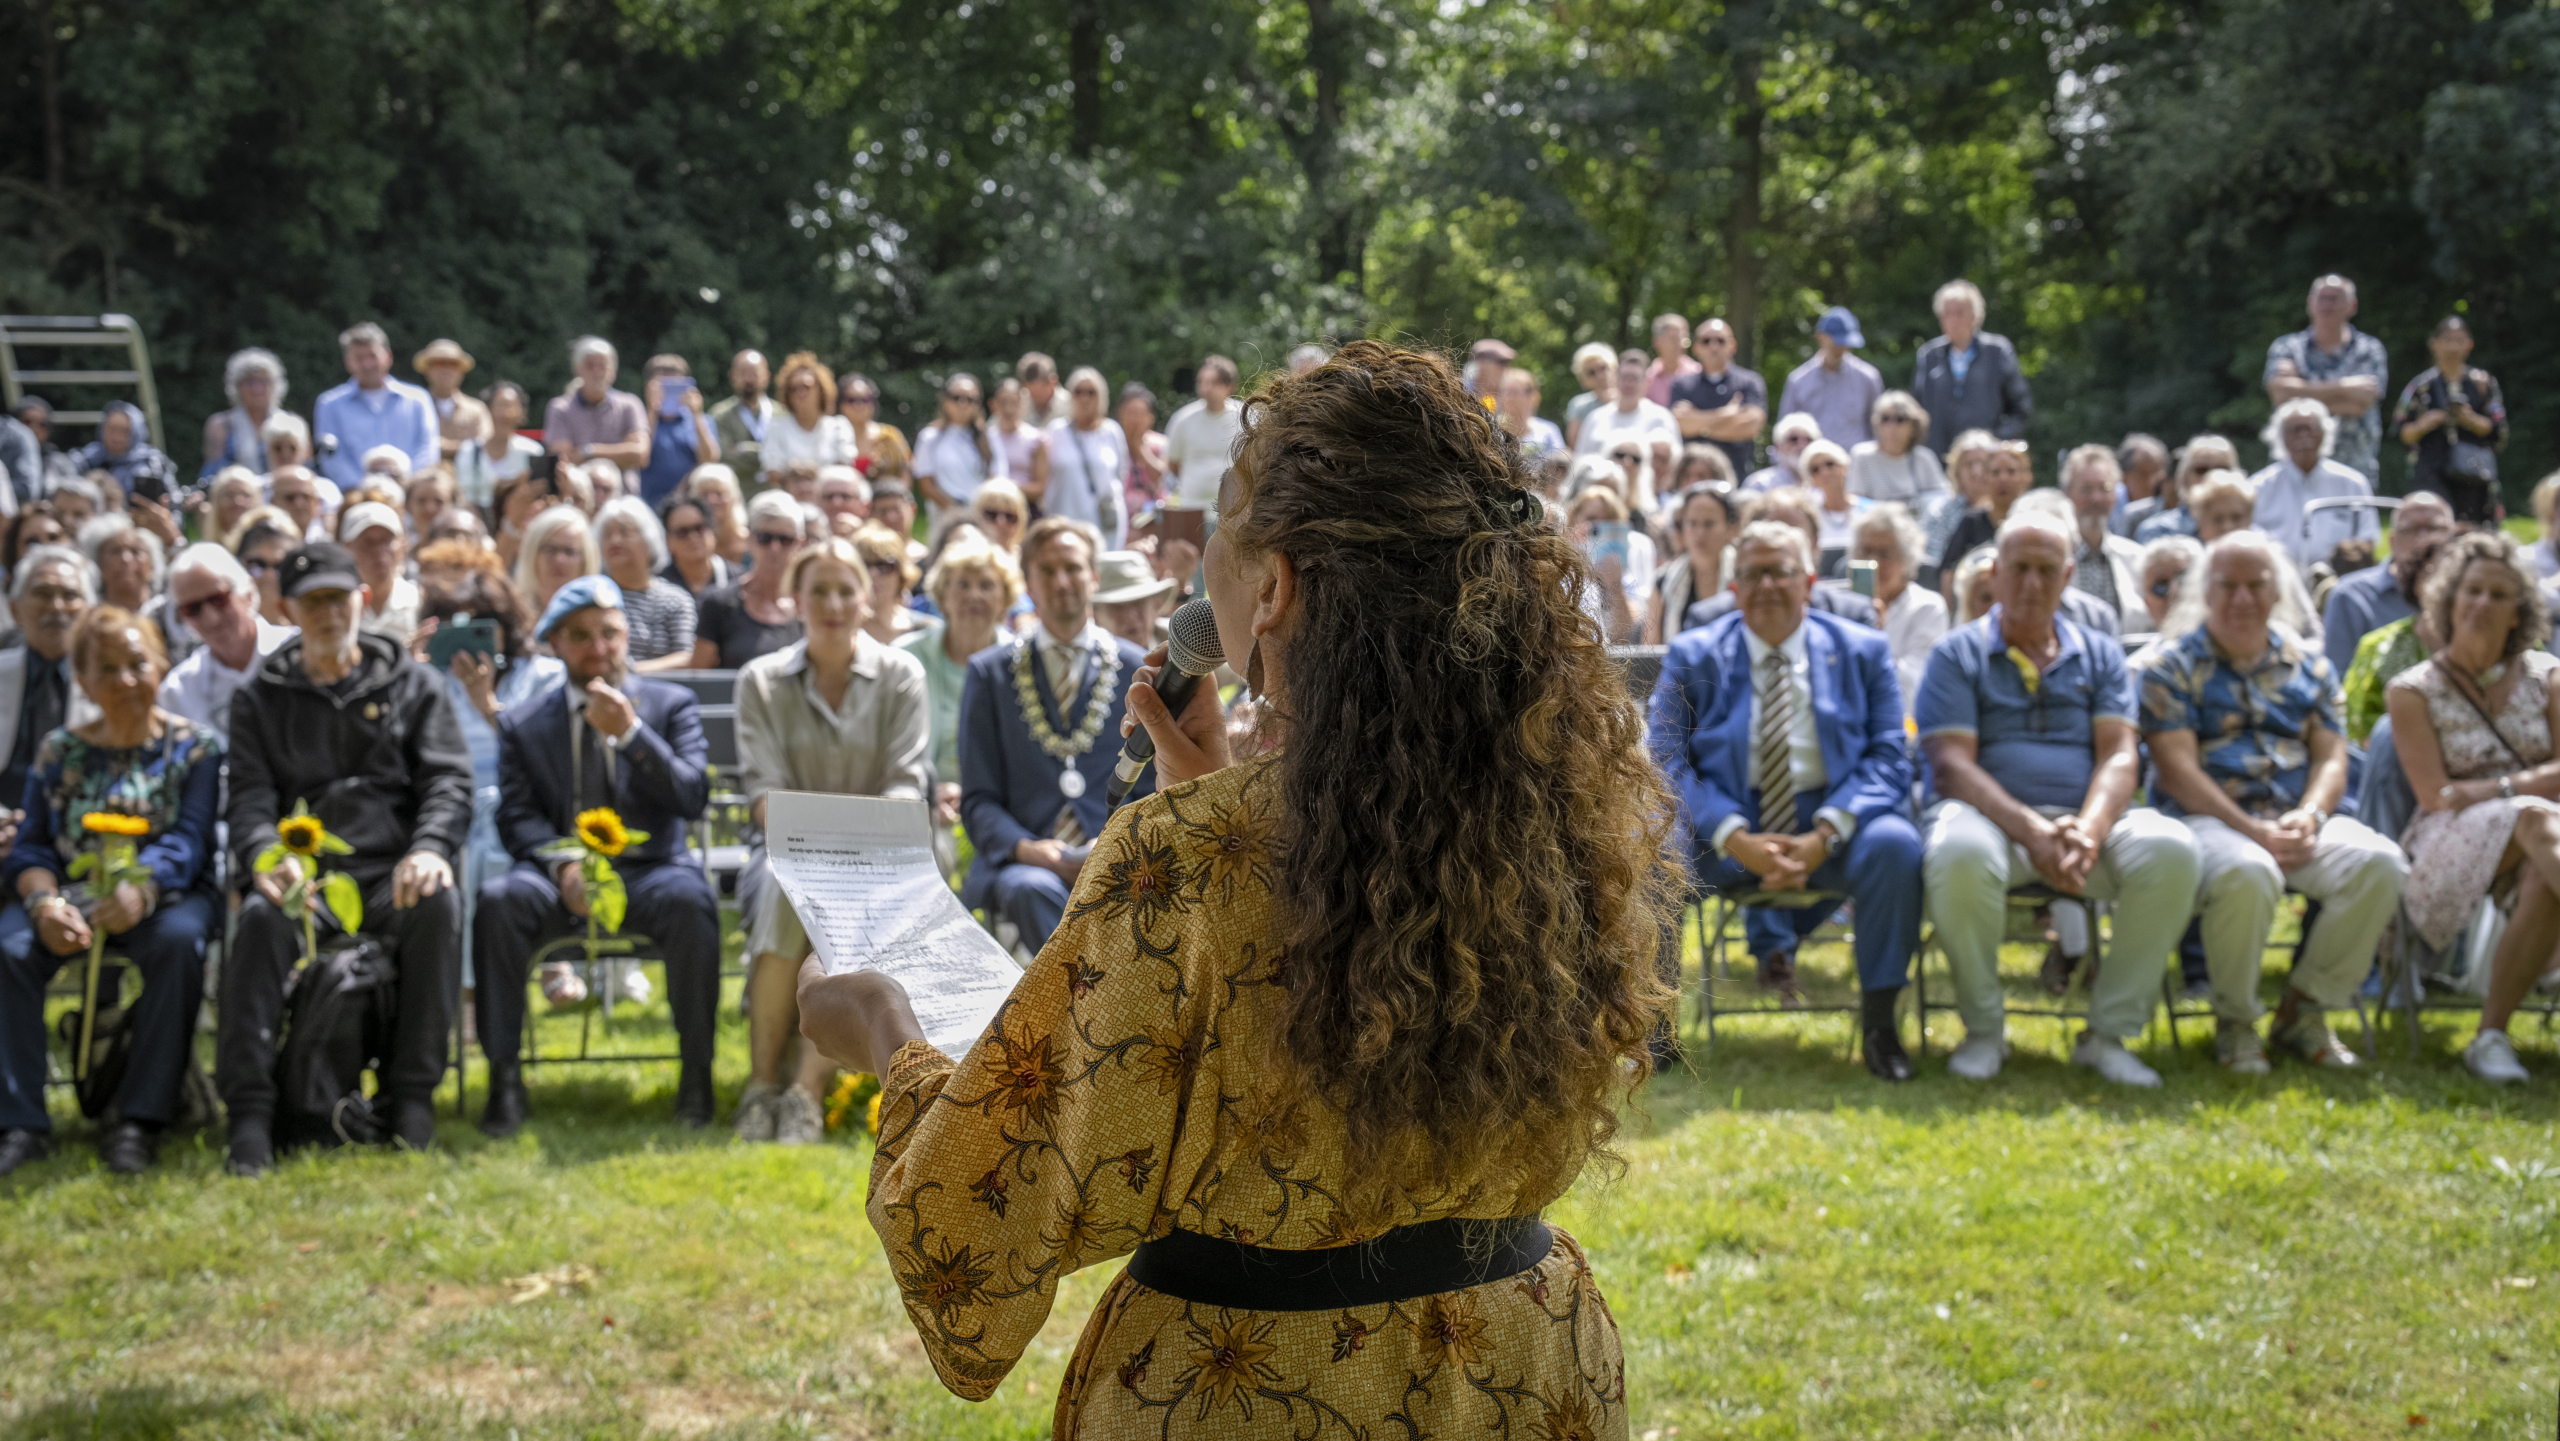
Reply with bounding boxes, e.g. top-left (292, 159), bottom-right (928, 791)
top-left (2, 717), bottom-right (227, 900)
